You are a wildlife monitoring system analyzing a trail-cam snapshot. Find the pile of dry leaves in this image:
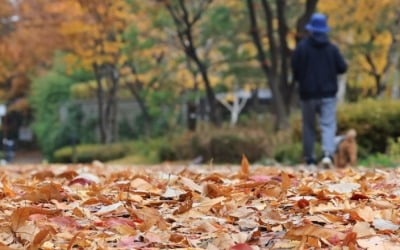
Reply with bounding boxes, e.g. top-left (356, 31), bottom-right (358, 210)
top-left (0, 158), bottom-right (399, 249)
